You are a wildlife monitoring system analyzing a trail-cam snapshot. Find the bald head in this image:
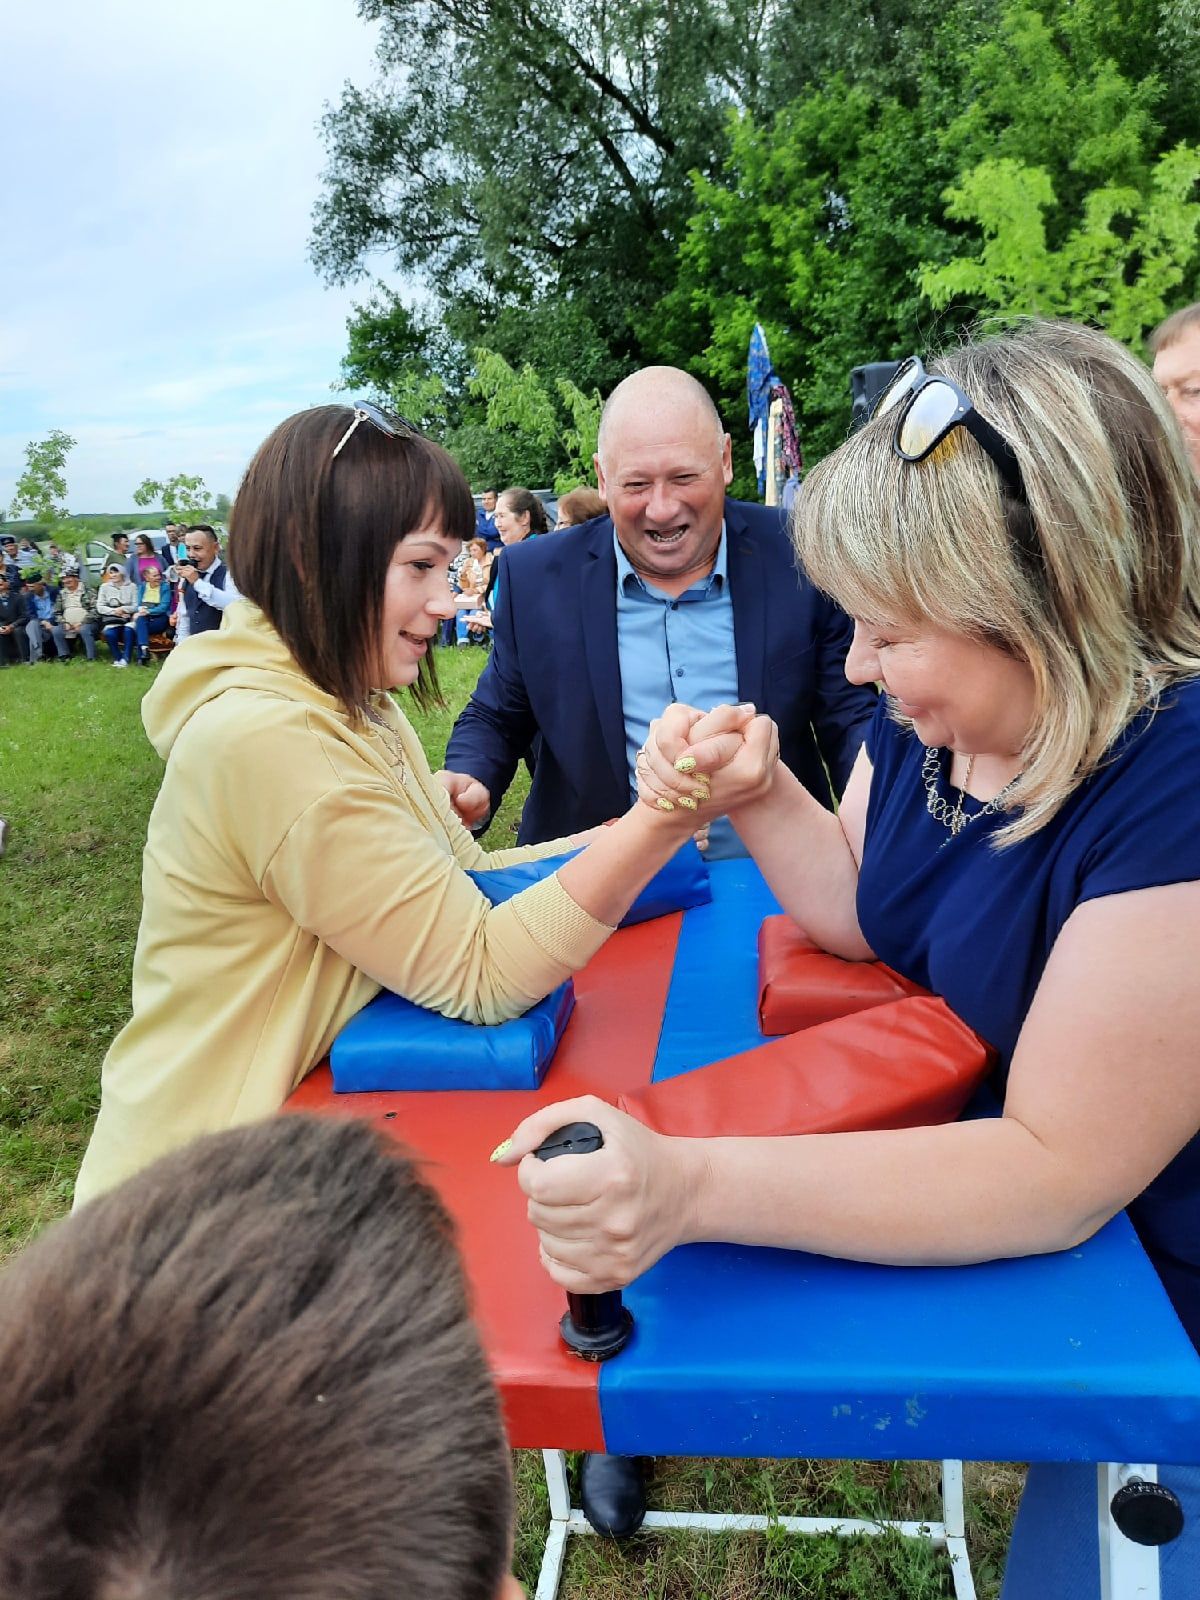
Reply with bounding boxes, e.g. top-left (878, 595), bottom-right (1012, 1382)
top-left (593, 367), bottom-right (732, 596)
top-left (596, 367), bottom-right (724, 471)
